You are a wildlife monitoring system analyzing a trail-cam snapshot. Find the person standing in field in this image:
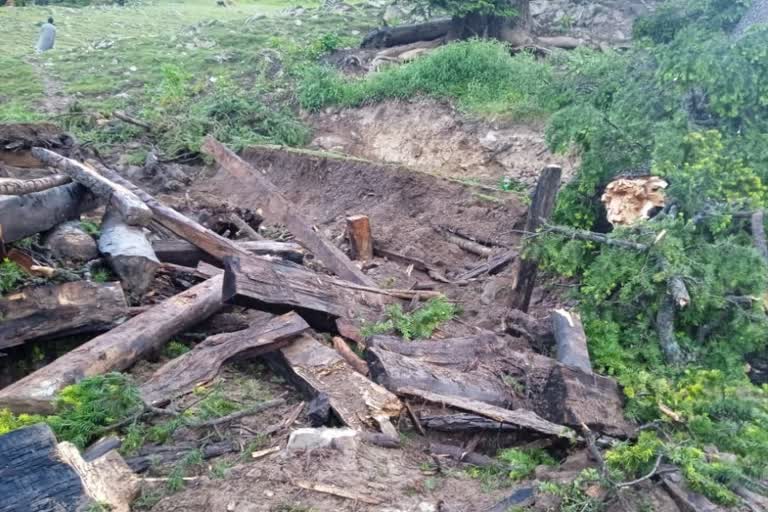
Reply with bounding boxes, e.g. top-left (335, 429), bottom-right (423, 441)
top-left (36, 17), bottom-right (56, 53)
